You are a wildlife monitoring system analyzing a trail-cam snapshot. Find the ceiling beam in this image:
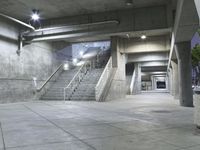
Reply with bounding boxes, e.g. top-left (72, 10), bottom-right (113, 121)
top-left (167, 0), bottom-right (199, 70)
